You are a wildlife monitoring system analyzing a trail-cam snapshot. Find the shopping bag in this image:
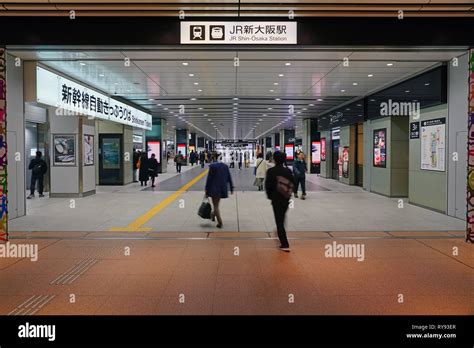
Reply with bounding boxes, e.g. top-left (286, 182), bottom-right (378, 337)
top-left (198, 197), bottom-right (212, 219)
